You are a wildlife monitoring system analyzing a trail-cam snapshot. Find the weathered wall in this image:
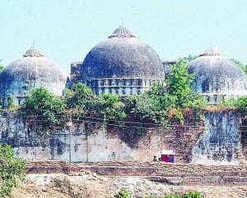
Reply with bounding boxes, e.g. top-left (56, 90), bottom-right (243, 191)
top-left (0, 111), bottom-right (245, 164)
top-left (0, 113), bottom-right (162, 162)
top-left (192, 111), bottom-right (242, 165)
